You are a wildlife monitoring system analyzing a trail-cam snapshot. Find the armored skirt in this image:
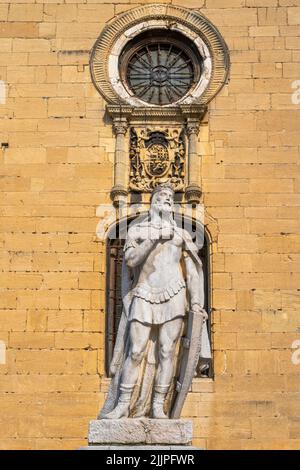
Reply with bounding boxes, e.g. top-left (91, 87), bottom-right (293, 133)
top-left (128, 278), bottom-right (187, 325)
